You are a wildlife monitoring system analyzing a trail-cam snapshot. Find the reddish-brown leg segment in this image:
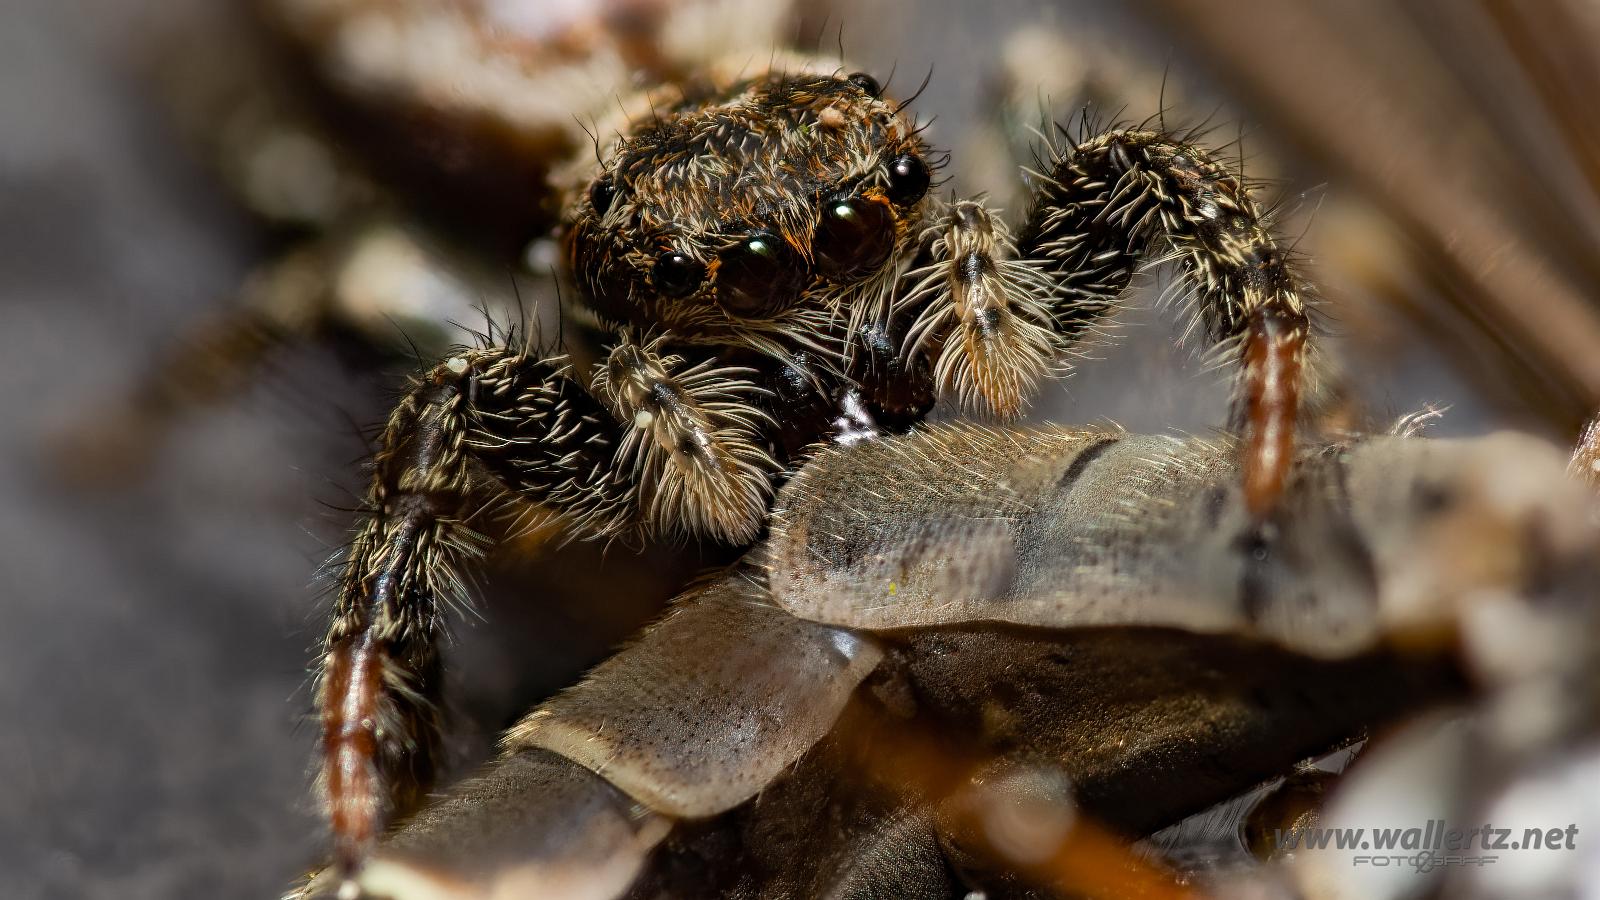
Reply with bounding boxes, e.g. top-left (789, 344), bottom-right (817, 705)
top-left (1240, 309), bottom-right (1308, 517)
top-left (322, 631), bottom-right (387, 877)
